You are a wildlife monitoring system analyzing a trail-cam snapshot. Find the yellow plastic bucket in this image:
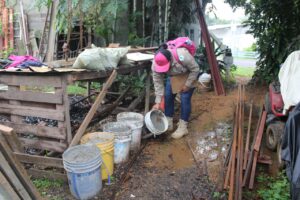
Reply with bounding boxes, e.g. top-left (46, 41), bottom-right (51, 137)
top-left (80, 132), bottom-right (114, 180)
